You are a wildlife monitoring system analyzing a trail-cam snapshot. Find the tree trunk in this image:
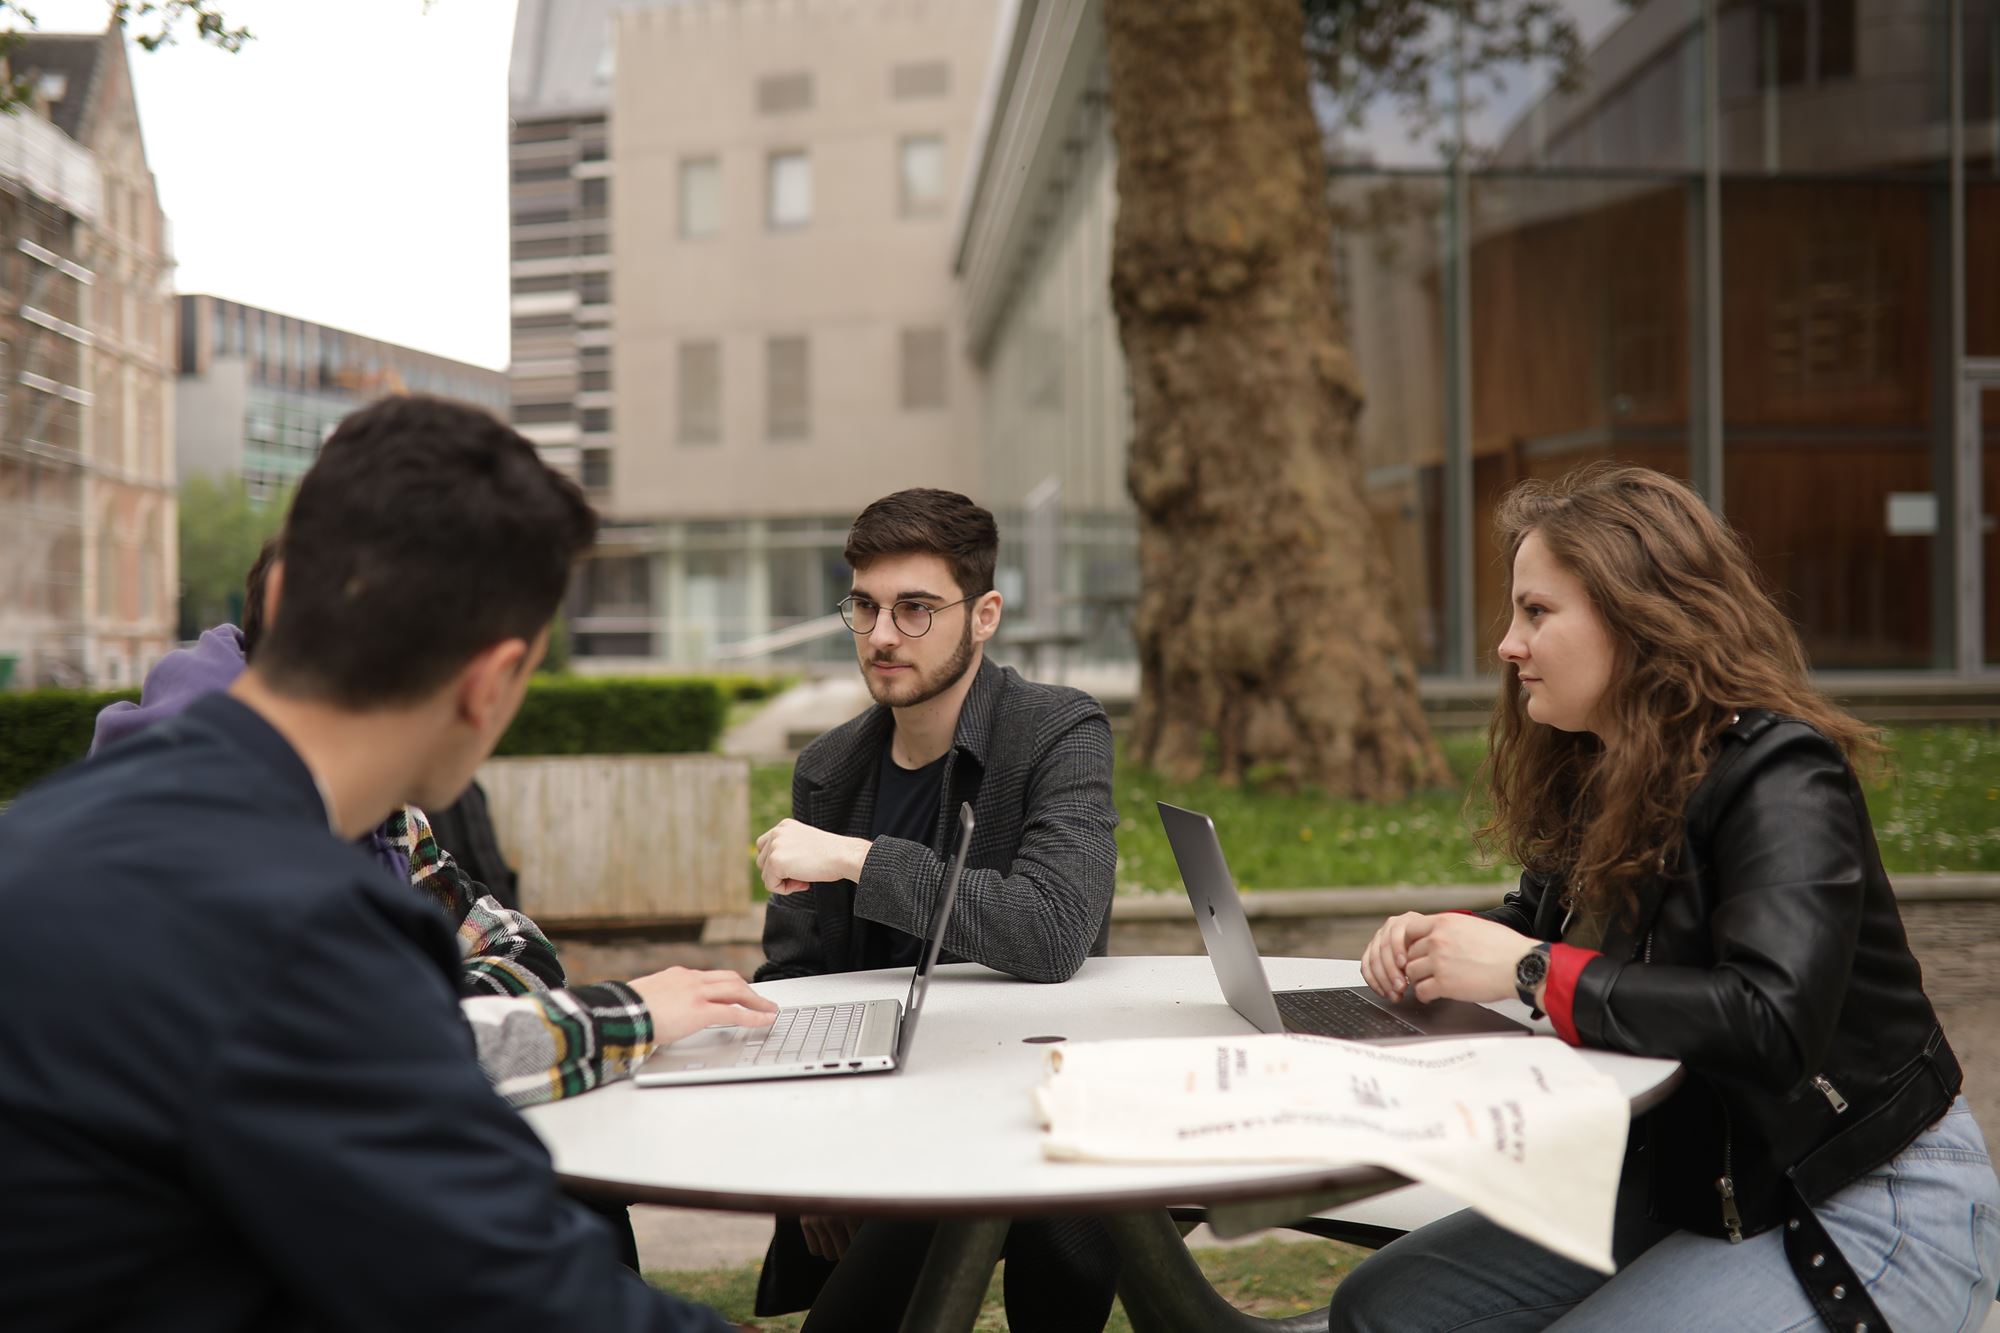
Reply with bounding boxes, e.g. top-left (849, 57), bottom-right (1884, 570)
top-left (1102, 0), bottom-right (1447, 799)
